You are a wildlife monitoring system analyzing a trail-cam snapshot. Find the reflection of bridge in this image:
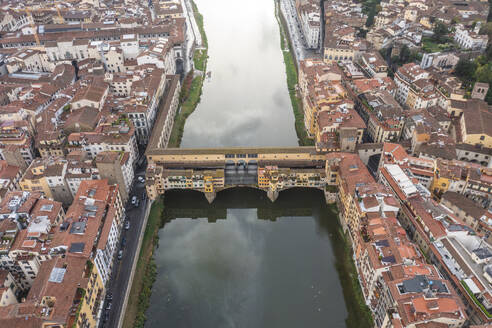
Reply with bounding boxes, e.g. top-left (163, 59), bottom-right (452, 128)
top-left (145, 147), bottom-right (328, 202)
top-left (161, 188), bottom-right (317, 222)
top-left (164, 207), bottom-right (314, 222)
